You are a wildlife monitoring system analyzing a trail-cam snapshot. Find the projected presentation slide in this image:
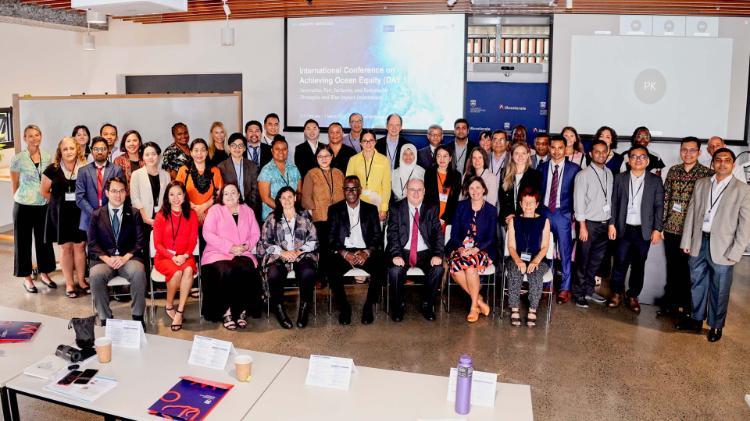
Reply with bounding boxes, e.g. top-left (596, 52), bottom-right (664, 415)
top-left (286, 14), bottom-right (466, 130)
top-left (569, 35), bottom-right (732, 139)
